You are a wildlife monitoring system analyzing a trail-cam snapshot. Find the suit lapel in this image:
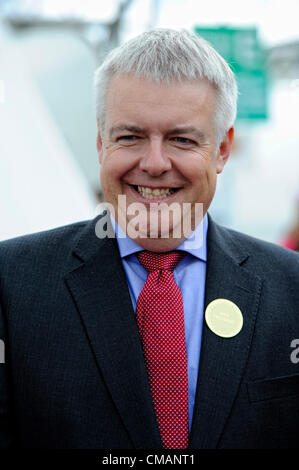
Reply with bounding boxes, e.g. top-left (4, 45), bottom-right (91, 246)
top-left (189, 218), bottom-right (263, 449)
top-left (65, 216), bottom-right (162, 449)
